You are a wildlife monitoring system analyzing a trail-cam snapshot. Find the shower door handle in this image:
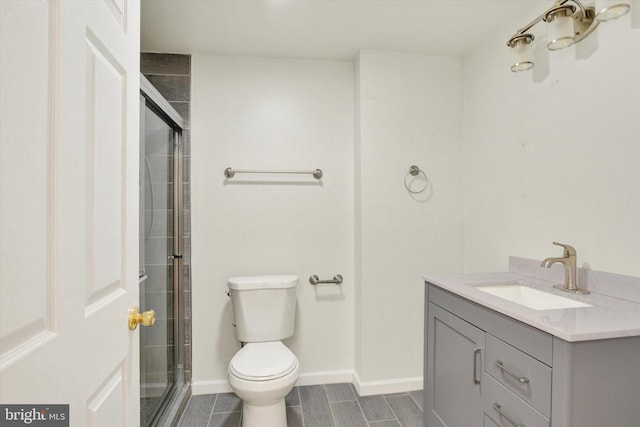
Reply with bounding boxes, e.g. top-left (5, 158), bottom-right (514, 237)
top-left (168, 254), bottom-right (183, 260)
top-left (128, 307), bottom-right (156, 330)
